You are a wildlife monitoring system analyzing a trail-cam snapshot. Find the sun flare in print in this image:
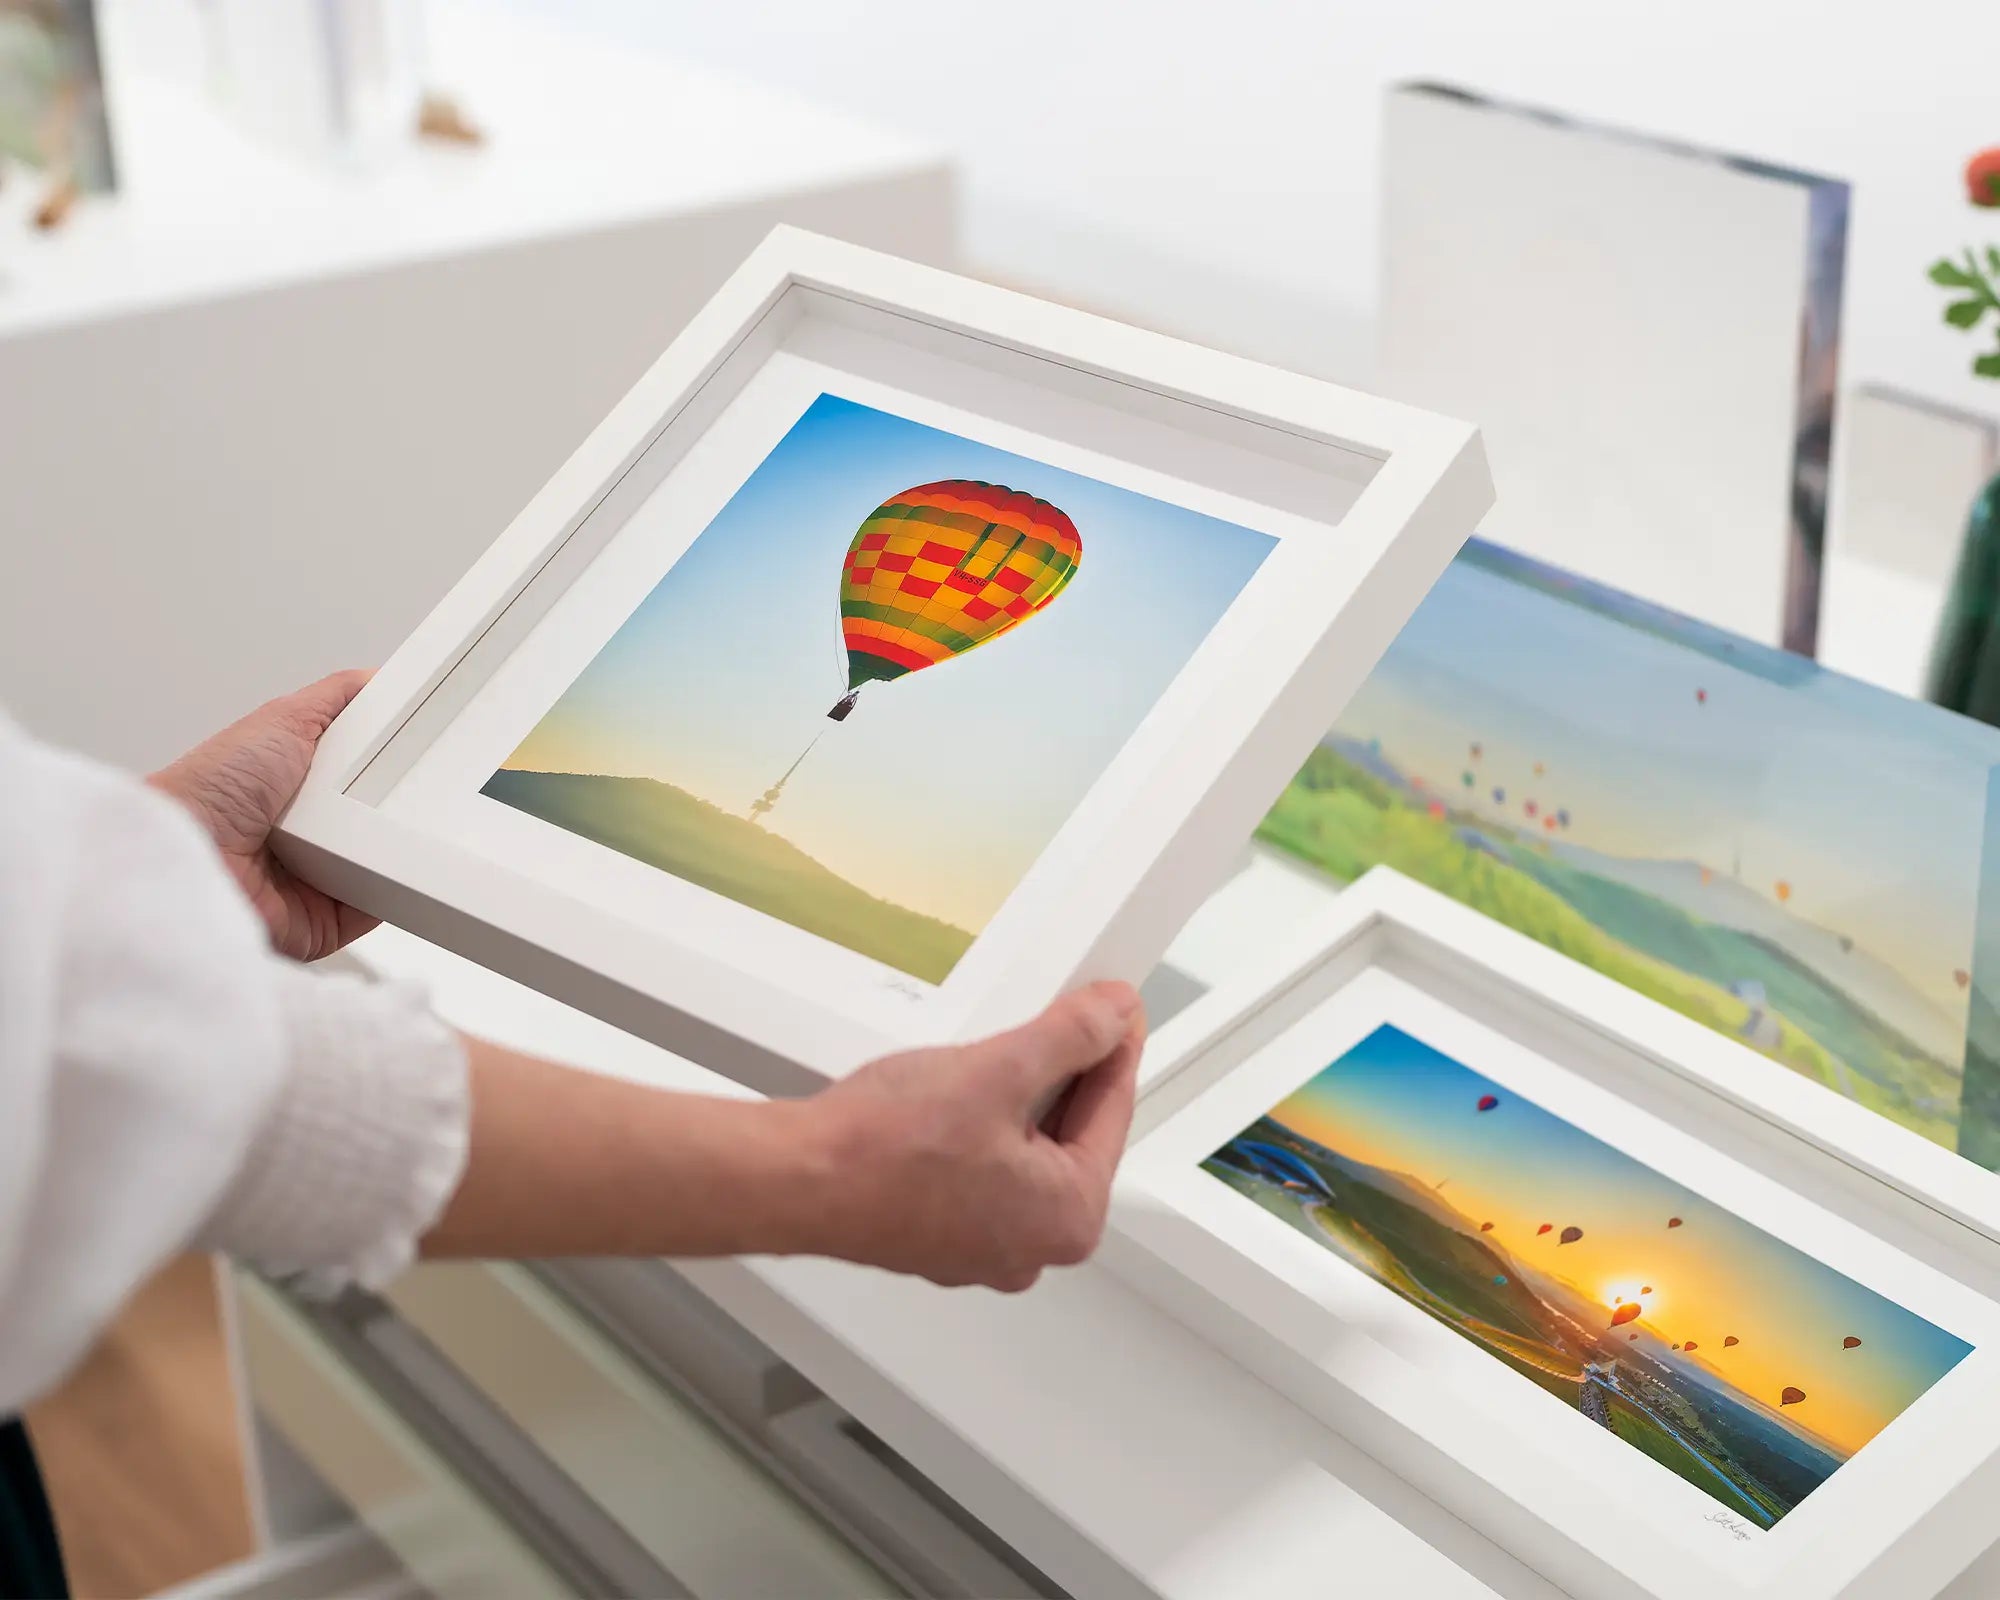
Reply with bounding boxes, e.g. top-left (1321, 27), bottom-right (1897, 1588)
top-left (1201, 1024), bottom-right (1971, 1529)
